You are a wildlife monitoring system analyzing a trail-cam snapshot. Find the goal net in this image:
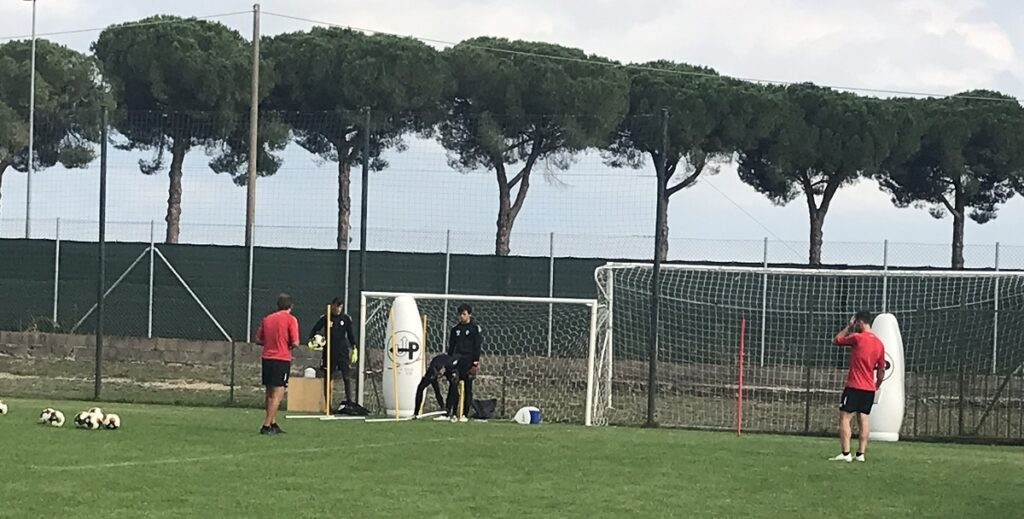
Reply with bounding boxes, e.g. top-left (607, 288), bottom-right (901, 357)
top-left (593, 263), bottom-right (1024, 439)
top-left (357, 292), bottom-right (603, 425)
